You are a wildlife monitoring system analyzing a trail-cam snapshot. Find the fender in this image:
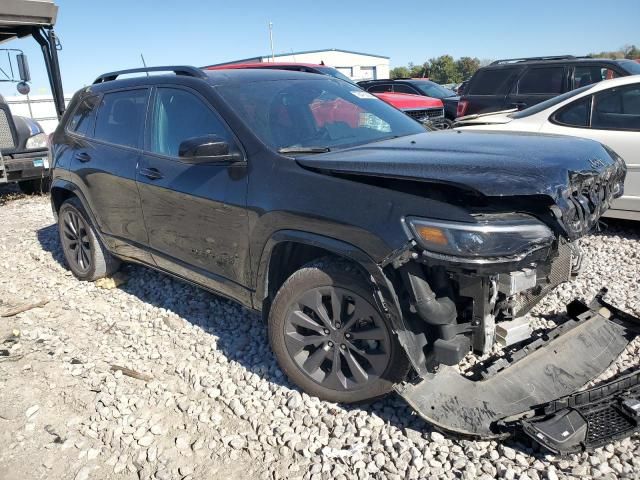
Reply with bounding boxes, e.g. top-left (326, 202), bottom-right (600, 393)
top-left (255, 230), bottom-right (426, 374)
top-left (50, 178), bottom-right (96, 225)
